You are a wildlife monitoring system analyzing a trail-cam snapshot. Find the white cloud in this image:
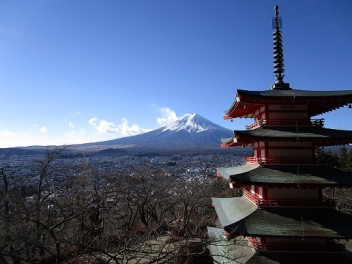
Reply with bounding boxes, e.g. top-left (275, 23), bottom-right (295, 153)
top-left (0, 130), bottom-right (14, 137)
top-left (96, 119), bottom-right (119, 134)
top-left (30, 123), bottom-right (48, 134)
top-left (30, 123), bottom-right (39, 129)
top-left (88, 117), bottom-right (98, 126)
top-left (118, 118), bottom-right (151, 137)
top-left (0, 130), bottom-right (53, 147)
top-left (73, 111), bottom-right (81, 117)
top-left (0, 108), bottom-right (181, 147)
top-left (88, 117), bottom-right (151, 137)
top-left (157, 107), bottom-right (179, 126)
top-left (39, 126), bottom-right (47, 134)
top-left (66, 129), bottom-right (88, 143)
top-left (0, 128), bottom-right (97, 148)
top-left (63, 111), bottom-right (81, 128)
